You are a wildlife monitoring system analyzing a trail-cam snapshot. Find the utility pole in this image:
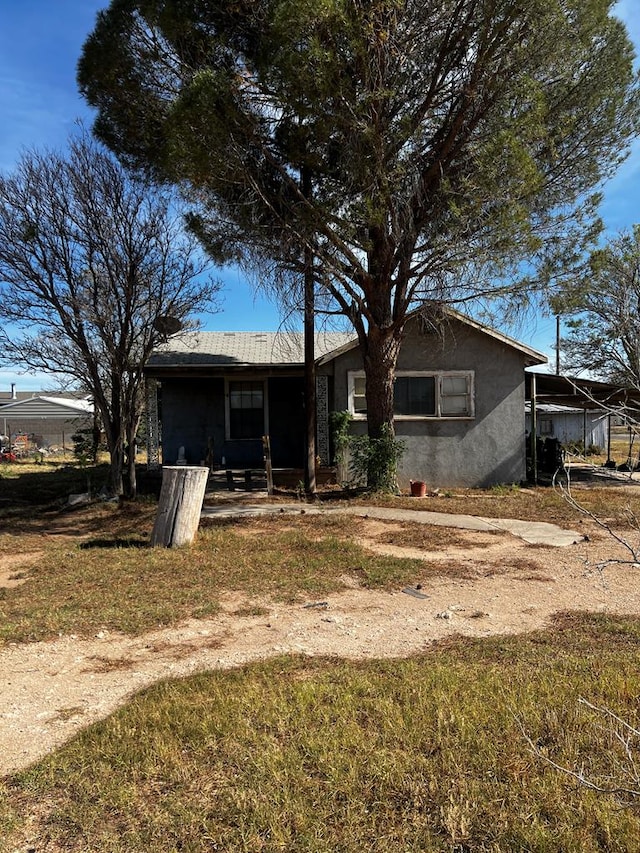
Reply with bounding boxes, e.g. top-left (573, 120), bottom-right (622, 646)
top-left (302, 164), bottom-right (316, 495)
